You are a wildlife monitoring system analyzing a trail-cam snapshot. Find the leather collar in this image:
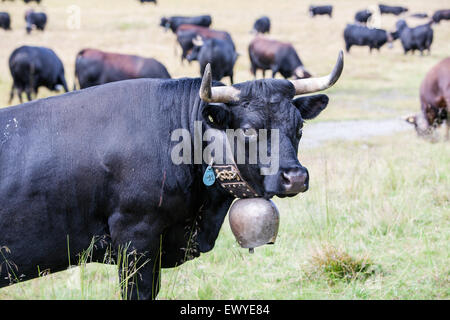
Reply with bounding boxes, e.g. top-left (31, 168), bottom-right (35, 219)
top-left (212, 163), bottom-right (260, 198)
